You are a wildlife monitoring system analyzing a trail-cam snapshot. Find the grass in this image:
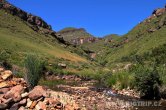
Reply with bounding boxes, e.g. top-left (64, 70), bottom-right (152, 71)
top-left (100, 12), bottom-right (166, 65)
top-left (0, 9), bottom-right (88, 68)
